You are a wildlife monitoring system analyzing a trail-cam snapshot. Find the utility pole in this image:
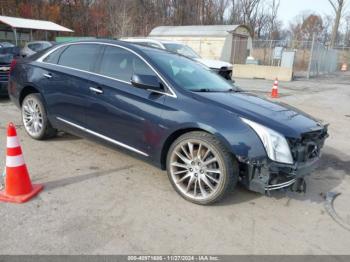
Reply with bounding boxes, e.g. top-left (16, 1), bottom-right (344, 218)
top-left (307, 34), bottom-right (316, 79)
